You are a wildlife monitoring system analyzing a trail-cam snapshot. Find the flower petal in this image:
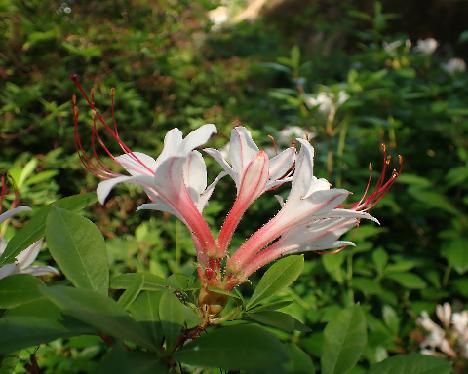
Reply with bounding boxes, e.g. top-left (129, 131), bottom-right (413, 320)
top-left (16, 240), bottom-right (42, 269)
top-left (288, 138), bottom-right (316, 201)
top-left (228, 127), bottom-right (259, 175)
top-left (184, 151), bottom-right (208, 203)
top-left (268, 147), bottom-right (295, 182)
top-left (0, 206), bottom-right (32, 225)
top-left (97, 175), bottom-right (154, 204)
top-left (182, 124), bottom-right (217, 153)
top-left (21, 265), bottom-right (59, 277)
top-left (197, 171), bottom-right (227, 212)
top-left (0, 263), bottom-right (17, 280)
top-left (115, 152), bottom-right (157, 176)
